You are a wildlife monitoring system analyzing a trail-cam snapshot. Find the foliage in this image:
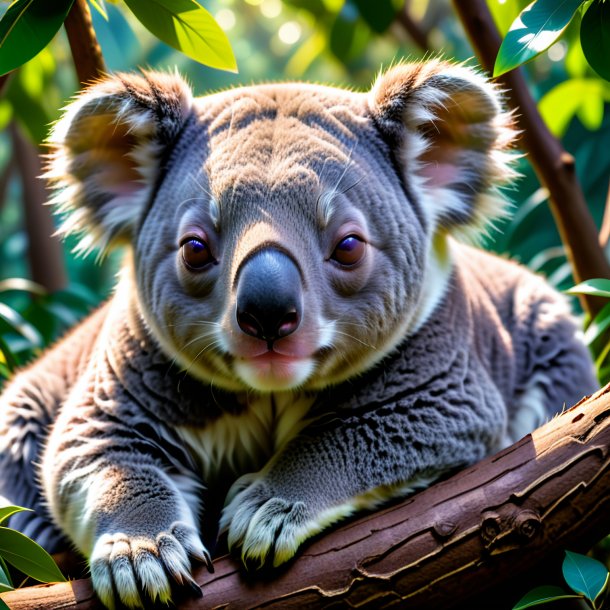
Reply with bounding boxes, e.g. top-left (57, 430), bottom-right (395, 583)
top-left (0, 0), bottom-right (236, 76)
top-left (495, 0), bottom-right (610, 82)
top-left (0, 505), bottom-right (65, 600)
top-left (568, 279), bottom-right (610, 383)
top-left (0, 278), bottom-right (96, 381)
top-left (513, 551), bottom-right (609, 609)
